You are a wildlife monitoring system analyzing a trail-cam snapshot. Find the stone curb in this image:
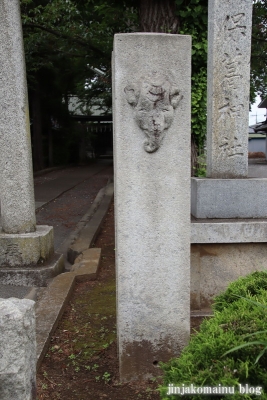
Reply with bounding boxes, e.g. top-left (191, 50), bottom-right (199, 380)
top-left (35, 248), bottom-right (101, 370)
top-left (55, 183), bottom-right (106, 266)
top-left (67, 181), bottom-right (114, 264)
